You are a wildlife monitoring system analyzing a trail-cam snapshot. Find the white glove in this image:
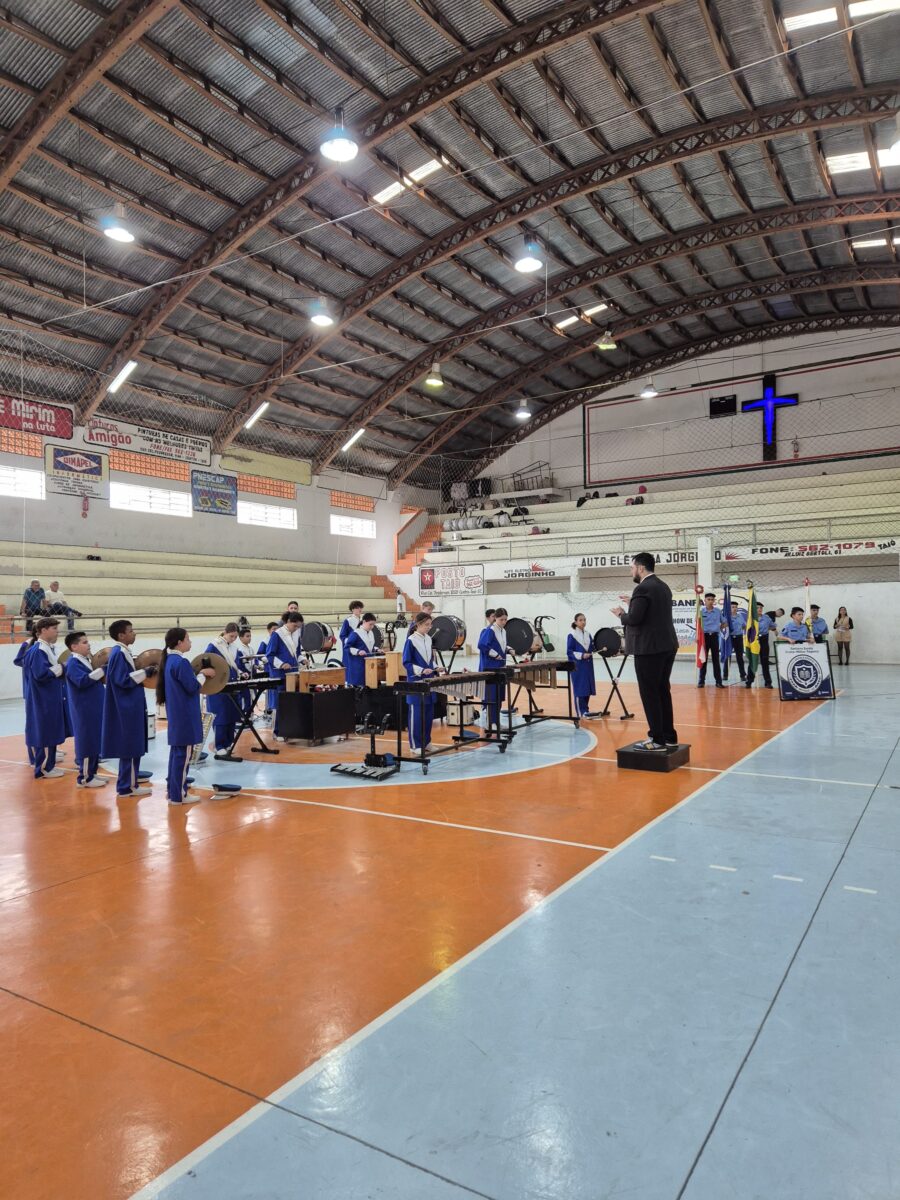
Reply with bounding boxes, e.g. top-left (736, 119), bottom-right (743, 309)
top-left (89, 668), bottom-right (104, 681)
top-left (274, 657), bottom-right (287, 670)
top-left (51, 664), bottom-right (63, 677)
top-left (129, 669), bottom-right (147, 684)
